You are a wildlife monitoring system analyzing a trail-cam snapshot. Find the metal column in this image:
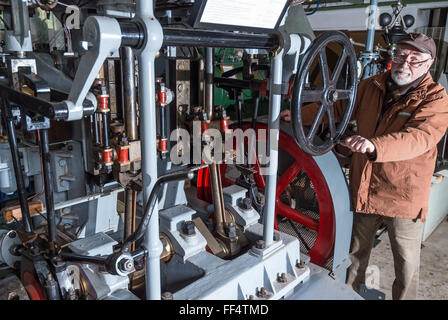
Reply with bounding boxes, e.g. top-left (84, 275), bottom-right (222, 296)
top-left (360, 0), bottom-right (379, 79)
top-left (263, 51), bottom-right (284, 247)
top-left (135, 0), bottom-right (164, 300)
top-left (205, 47), bottom-right (214, 121)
